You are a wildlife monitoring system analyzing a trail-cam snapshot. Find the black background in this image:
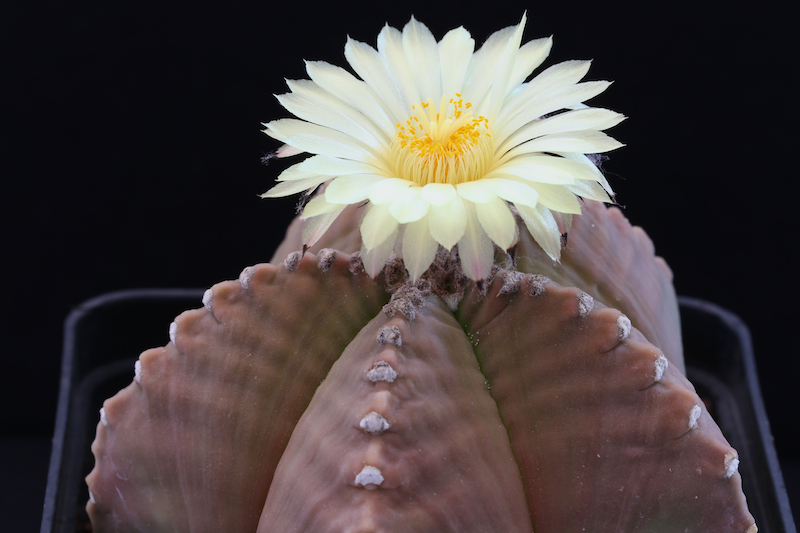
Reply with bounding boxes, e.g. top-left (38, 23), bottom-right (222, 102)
top-left (3, 0), bottom-right (798, 530)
